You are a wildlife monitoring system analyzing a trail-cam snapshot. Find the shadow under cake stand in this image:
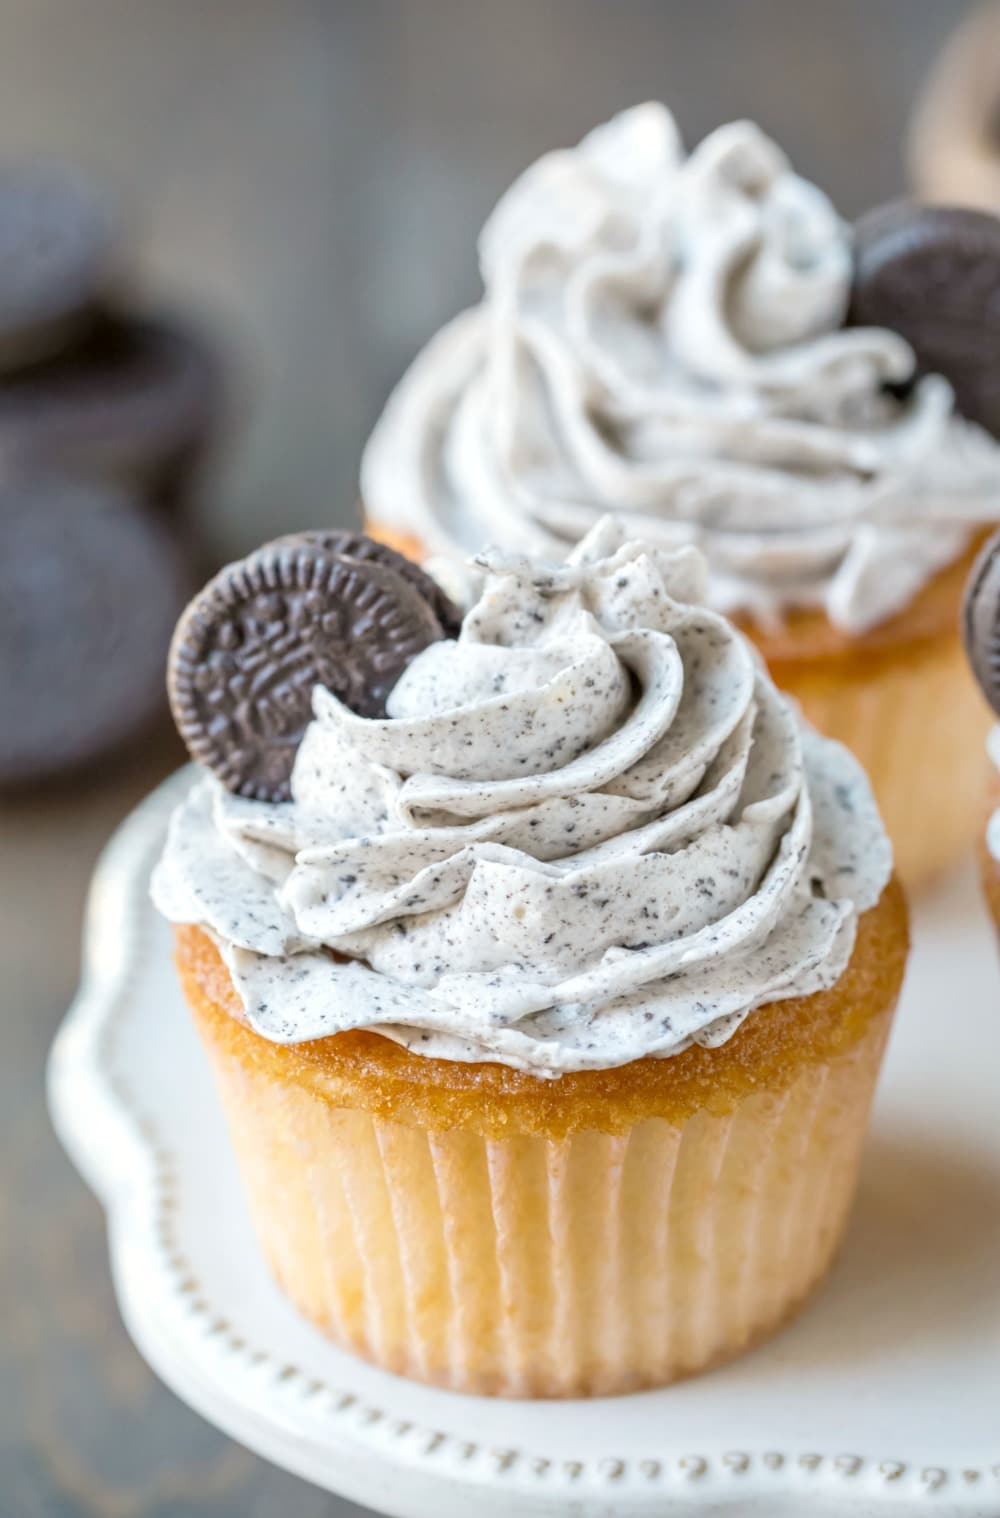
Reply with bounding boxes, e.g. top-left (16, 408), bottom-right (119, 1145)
top-left (48, 770), bottom-right (1000, 1517)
